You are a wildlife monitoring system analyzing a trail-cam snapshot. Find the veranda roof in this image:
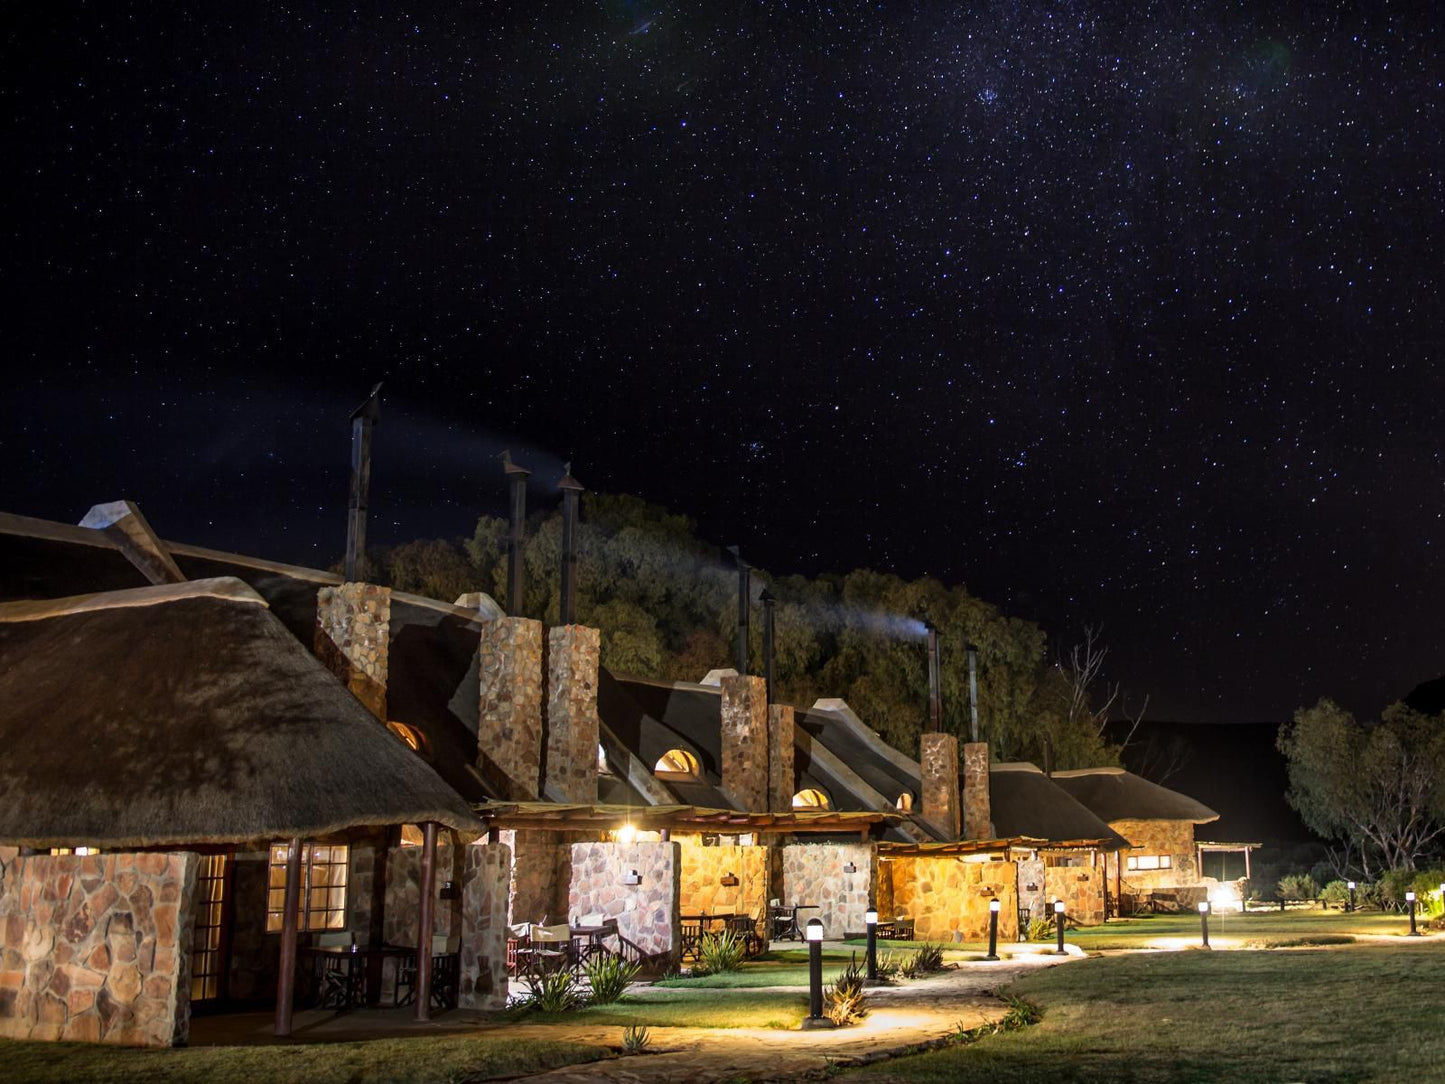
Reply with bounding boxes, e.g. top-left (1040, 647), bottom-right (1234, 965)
top-left (1050, 766), bottom-right (1219, 825)
top-left (0, 578), bottom-right (480, 849)
top-left (475, 800), bottom-right (906, 836)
